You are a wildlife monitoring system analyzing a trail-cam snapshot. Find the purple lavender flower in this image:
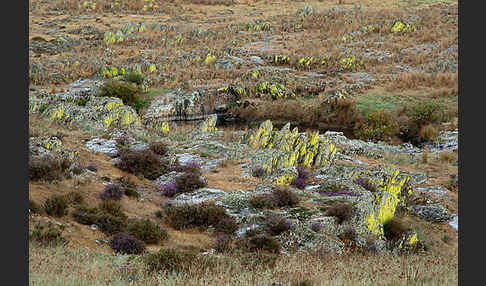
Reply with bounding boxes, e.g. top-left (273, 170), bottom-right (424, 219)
top-left (160, 183), bottom-right (178, 197)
